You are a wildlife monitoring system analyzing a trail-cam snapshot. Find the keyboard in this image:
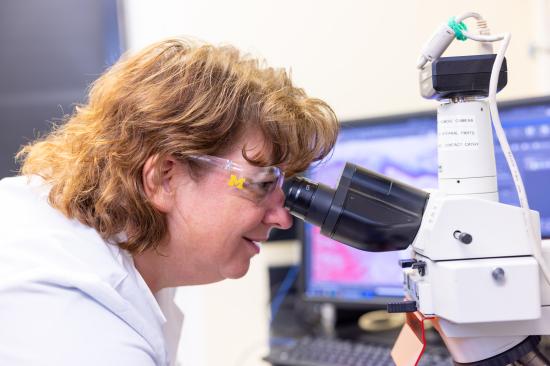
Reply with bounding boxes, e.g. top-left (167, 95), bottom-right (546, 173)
top-left (264, 336), bottom-right (453, 366)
